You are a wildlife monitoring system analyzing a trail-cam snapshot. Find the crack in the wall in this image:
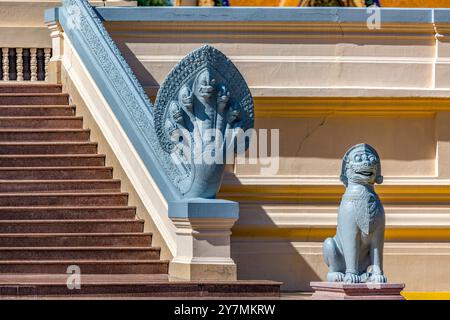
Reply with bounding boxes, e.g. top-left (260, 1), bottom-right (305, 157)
top-left (295, 115), bottom-right (330, 157)
top-left (334, 9), bottom-right (345, 37)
